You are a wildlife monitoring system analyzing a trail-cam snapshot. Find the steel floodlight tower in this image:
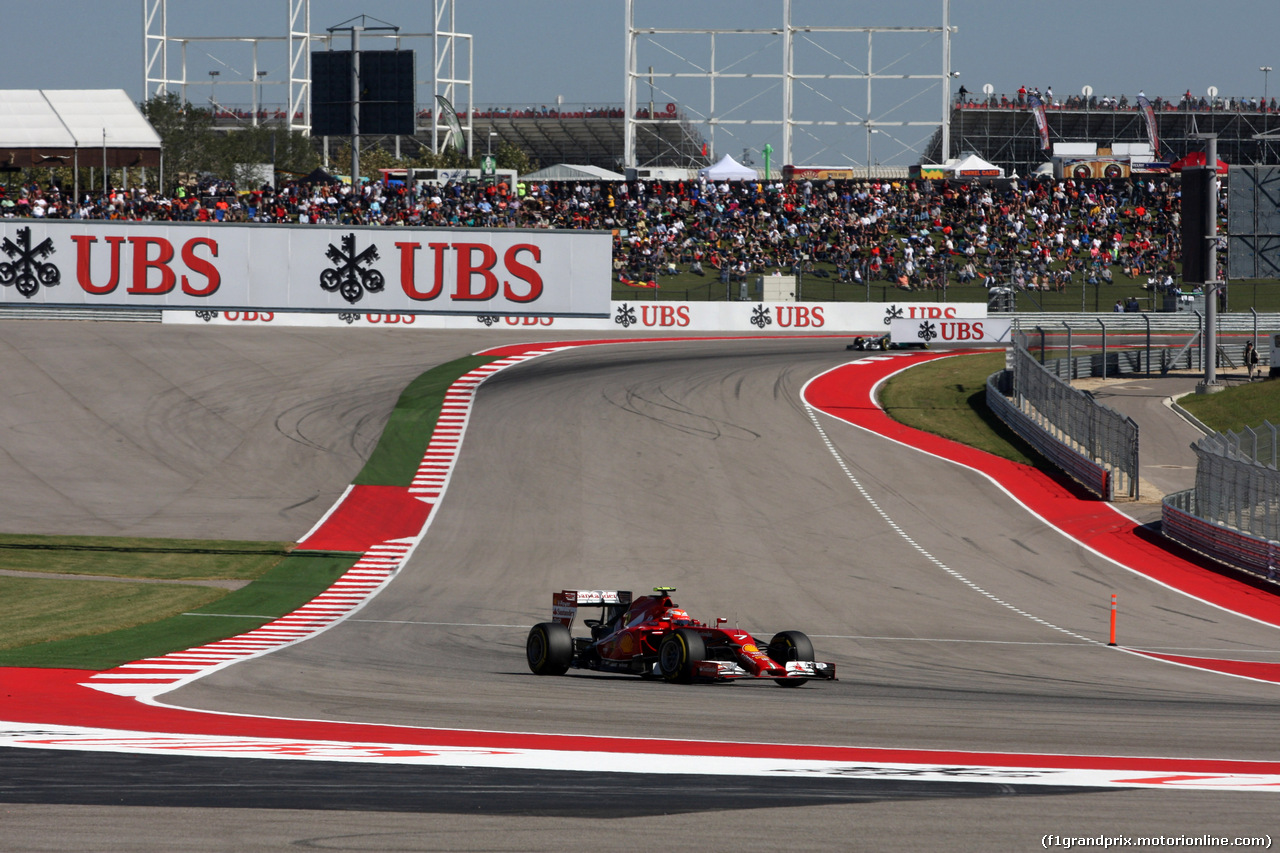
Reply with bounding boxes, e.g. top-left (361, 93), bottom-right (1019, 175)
top-left (624, 0), bottom-right (956, 173)
top-left (142, 0), bottom-right (171, 96)
top-left (287, 0), bottom-right (311, 134)
top-left (432, 0), bottom-right (473, 156)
